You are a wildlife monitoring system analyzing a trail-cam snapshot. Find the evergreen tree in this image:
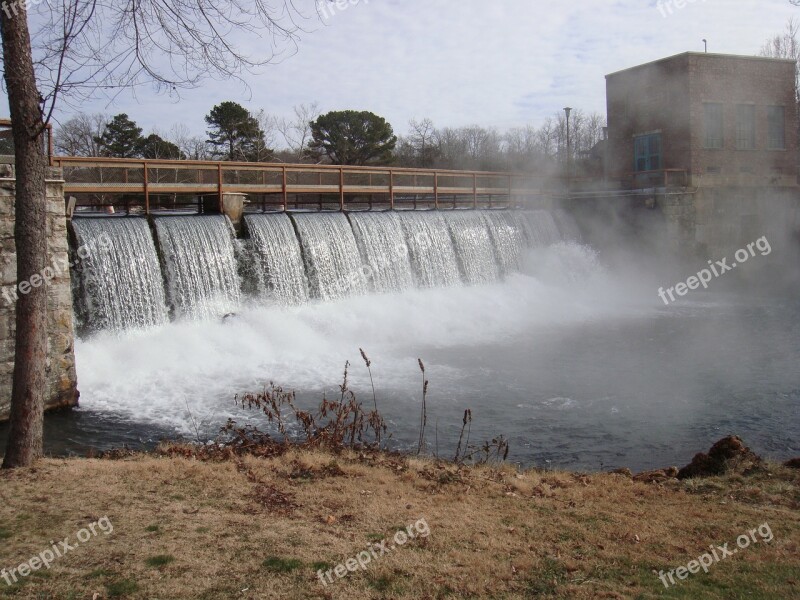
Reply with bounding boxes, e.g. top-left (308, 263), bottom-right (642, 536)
top-left (140, 133), bottom-right (184, 159)
top-left (95, 113), bottom-right (144, 158)
top-left (309, 110), bottom-right (397, 165)
top-left (205, 101), bottom-right (268, 161)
